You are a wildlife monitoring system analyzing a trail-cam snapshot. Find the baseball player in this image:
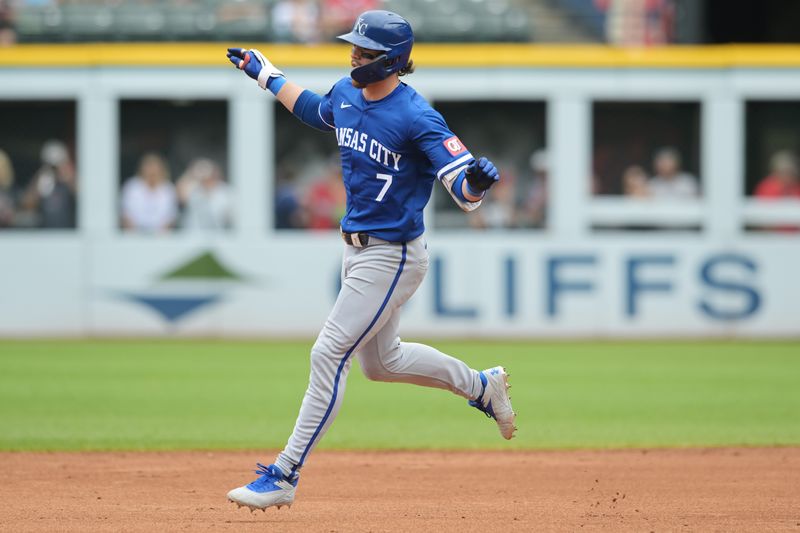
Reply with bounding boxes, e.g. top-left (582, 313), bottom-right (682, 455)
top-left (226, 10), bottom-right (516, 512)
